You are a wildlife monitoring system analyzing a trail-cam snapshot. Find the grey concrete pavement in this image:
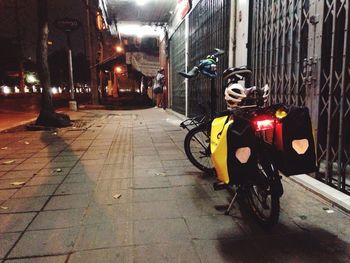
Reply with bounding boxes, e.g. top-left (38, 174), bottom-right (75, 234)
top-left (0, 108), bottom-right (349, 262)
